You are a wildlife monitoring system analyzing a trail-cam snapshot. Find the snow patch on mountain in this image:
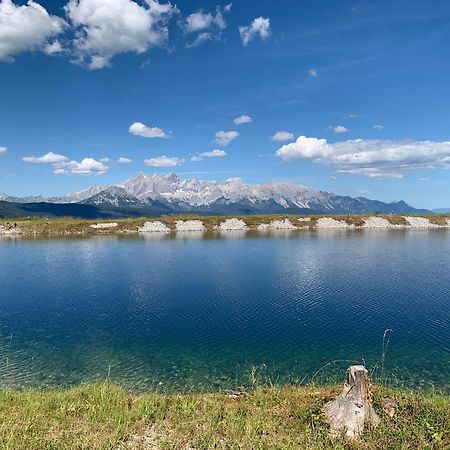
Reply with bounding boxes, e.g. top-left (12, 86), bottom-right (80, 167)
top-left (3, 172), bottom-right (429, 216)
top-left (118, 172), bottom-right (327, 209)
